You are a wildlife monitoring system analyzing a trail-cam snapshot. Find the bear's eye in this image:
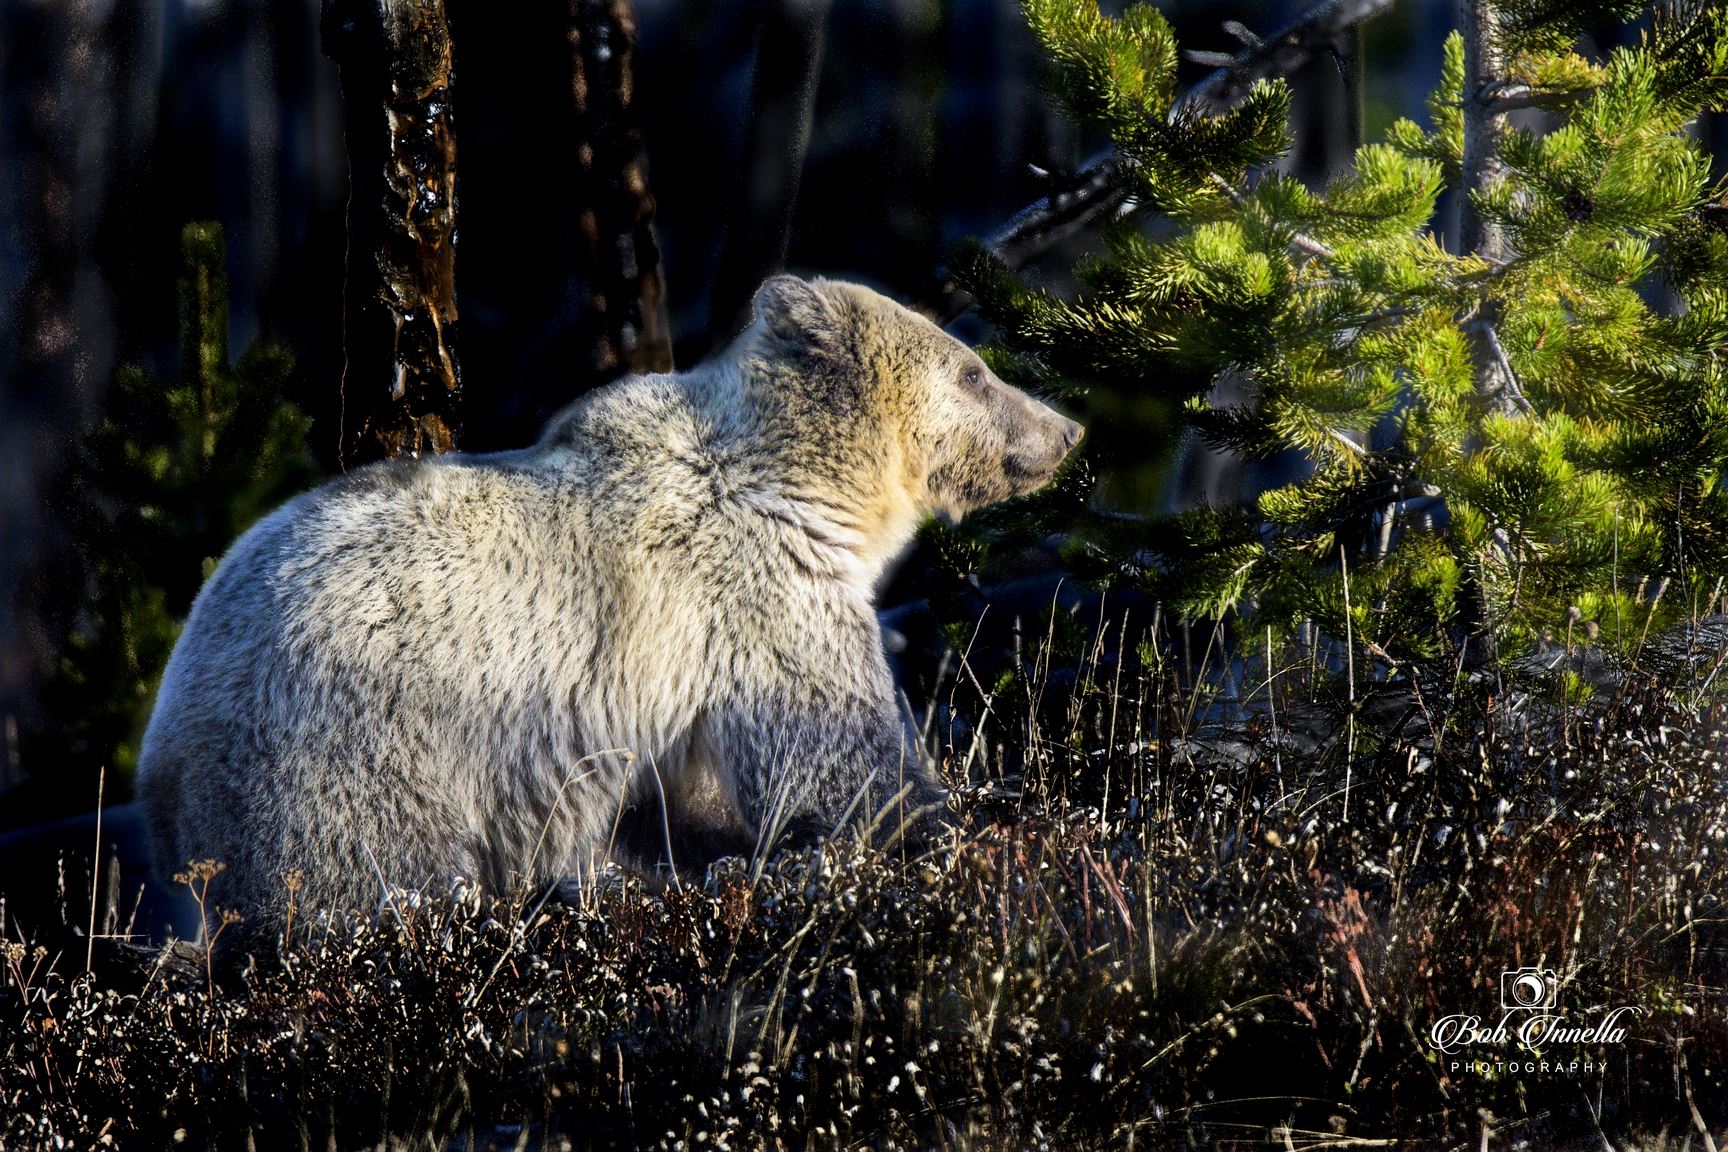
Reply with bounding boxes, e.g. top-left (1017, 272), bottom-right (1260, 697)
top-left (960, 365), bottom-right (987, 395)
